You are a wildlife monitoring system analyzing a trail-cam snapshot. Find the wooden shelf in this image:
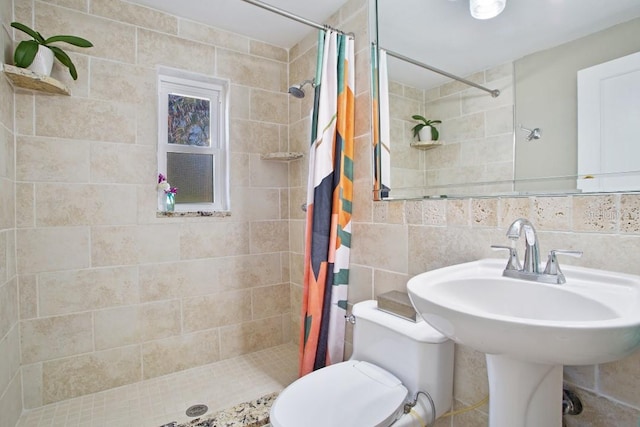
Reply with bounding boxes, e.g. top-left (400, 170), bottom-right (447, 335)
top-left (2, 64), bottom-right (70, 96)
top-left (410, 141), bottom-right (442, 150)
top-left (260, 152), bottom-right (304, 161)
